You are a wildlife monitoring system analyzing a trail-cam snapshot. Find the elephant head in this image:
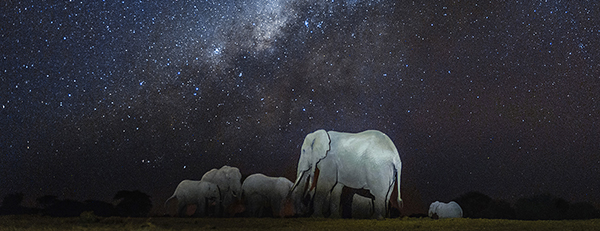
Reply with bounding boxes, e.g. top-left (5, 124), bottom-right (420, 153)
top-left (201, 165), bottom-right (242, 216)
top-left (289, 129), bottom-right (331, 214)
top-left (428, 201), bottom-right (441, 218)
top-left (221, 166), bottom-right (243, 198)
